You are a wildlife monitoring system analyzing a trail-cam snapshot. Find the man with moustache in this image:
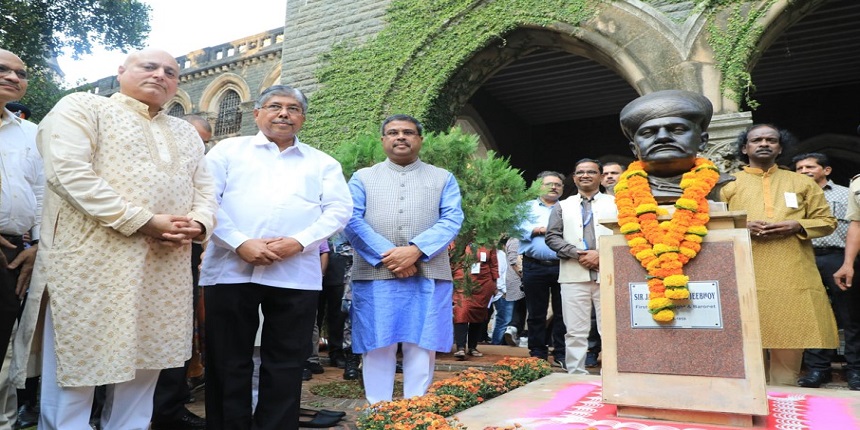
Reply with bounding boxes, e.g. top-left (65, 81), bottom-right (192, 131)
top-left (345, 114), bottom-right (463, 404)
top-left (721, 125), bottom-right (838, 385)
top-left (600, 161), bottom-right (623, 196)
top-left (834, 171), bottom-right (860, 390)
top-left (545, 158), bottom-right (616, 374)
top-left (10, 49), bottom-right (217, 429)
top-left (518, 171), bottom-right (567, 367)
top-left (0, 49), bottom-right (43, 430)
top-left (200, 85), bottom-right (352, 429)
top-left (792, 152), bottom-right (859, 390)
